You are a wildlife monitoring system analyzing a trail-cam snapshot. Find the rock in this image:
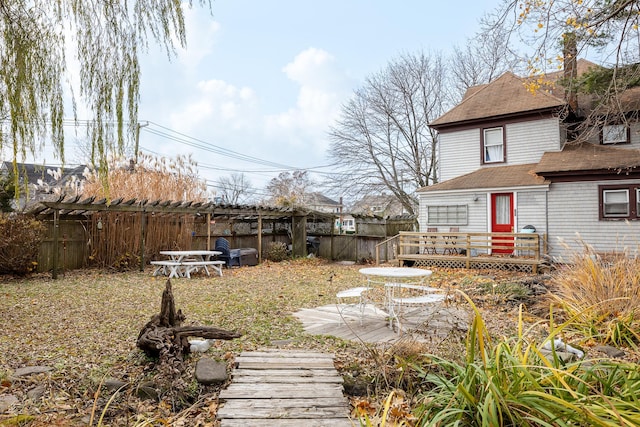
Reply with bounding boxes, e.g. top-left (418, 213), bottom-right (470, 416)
top-left (195, 358), bottom-right (227, 385)
top-left (12, 366), bottom-right (52, 377)
top-left (539, 349), bottom-right (580, 363)
top-left (104, 379), bottom-right (128, 391)
top-left (26, 385), bottom-right (46, 401)
top-left (593, 345), bottom-right (626, 359)
top-left (0, 394), bottom-right (19, 413)
top-left (136, 382), bottom-right (159, 401)
top-left (343, 376), bottom-right (369, 396)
